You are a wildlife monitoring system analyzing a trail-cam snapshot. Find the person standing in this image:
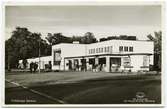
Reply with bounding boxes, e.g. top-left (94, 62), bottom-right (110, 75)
top-left (30, 62), bottom-right (34, 73)
top-left (34, 62), bottom-right (38, 73)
